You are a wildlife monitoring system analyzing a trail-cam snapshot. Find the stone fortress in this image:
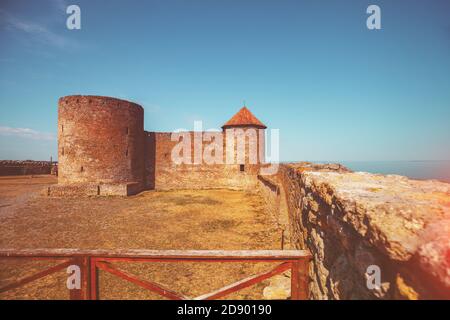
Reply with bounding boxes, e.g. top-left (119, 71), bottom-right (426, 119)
top-left (52, 95), bottom-right (267, 196)
top-left (50, 95), bottom-right (449, 300)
